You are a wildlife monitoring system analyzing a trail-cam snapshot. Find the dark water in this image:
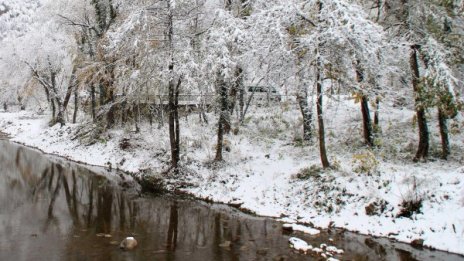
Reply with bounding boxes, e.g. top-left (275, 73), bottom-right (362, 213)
top-left (0, 139), bottom-right (463, 261)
